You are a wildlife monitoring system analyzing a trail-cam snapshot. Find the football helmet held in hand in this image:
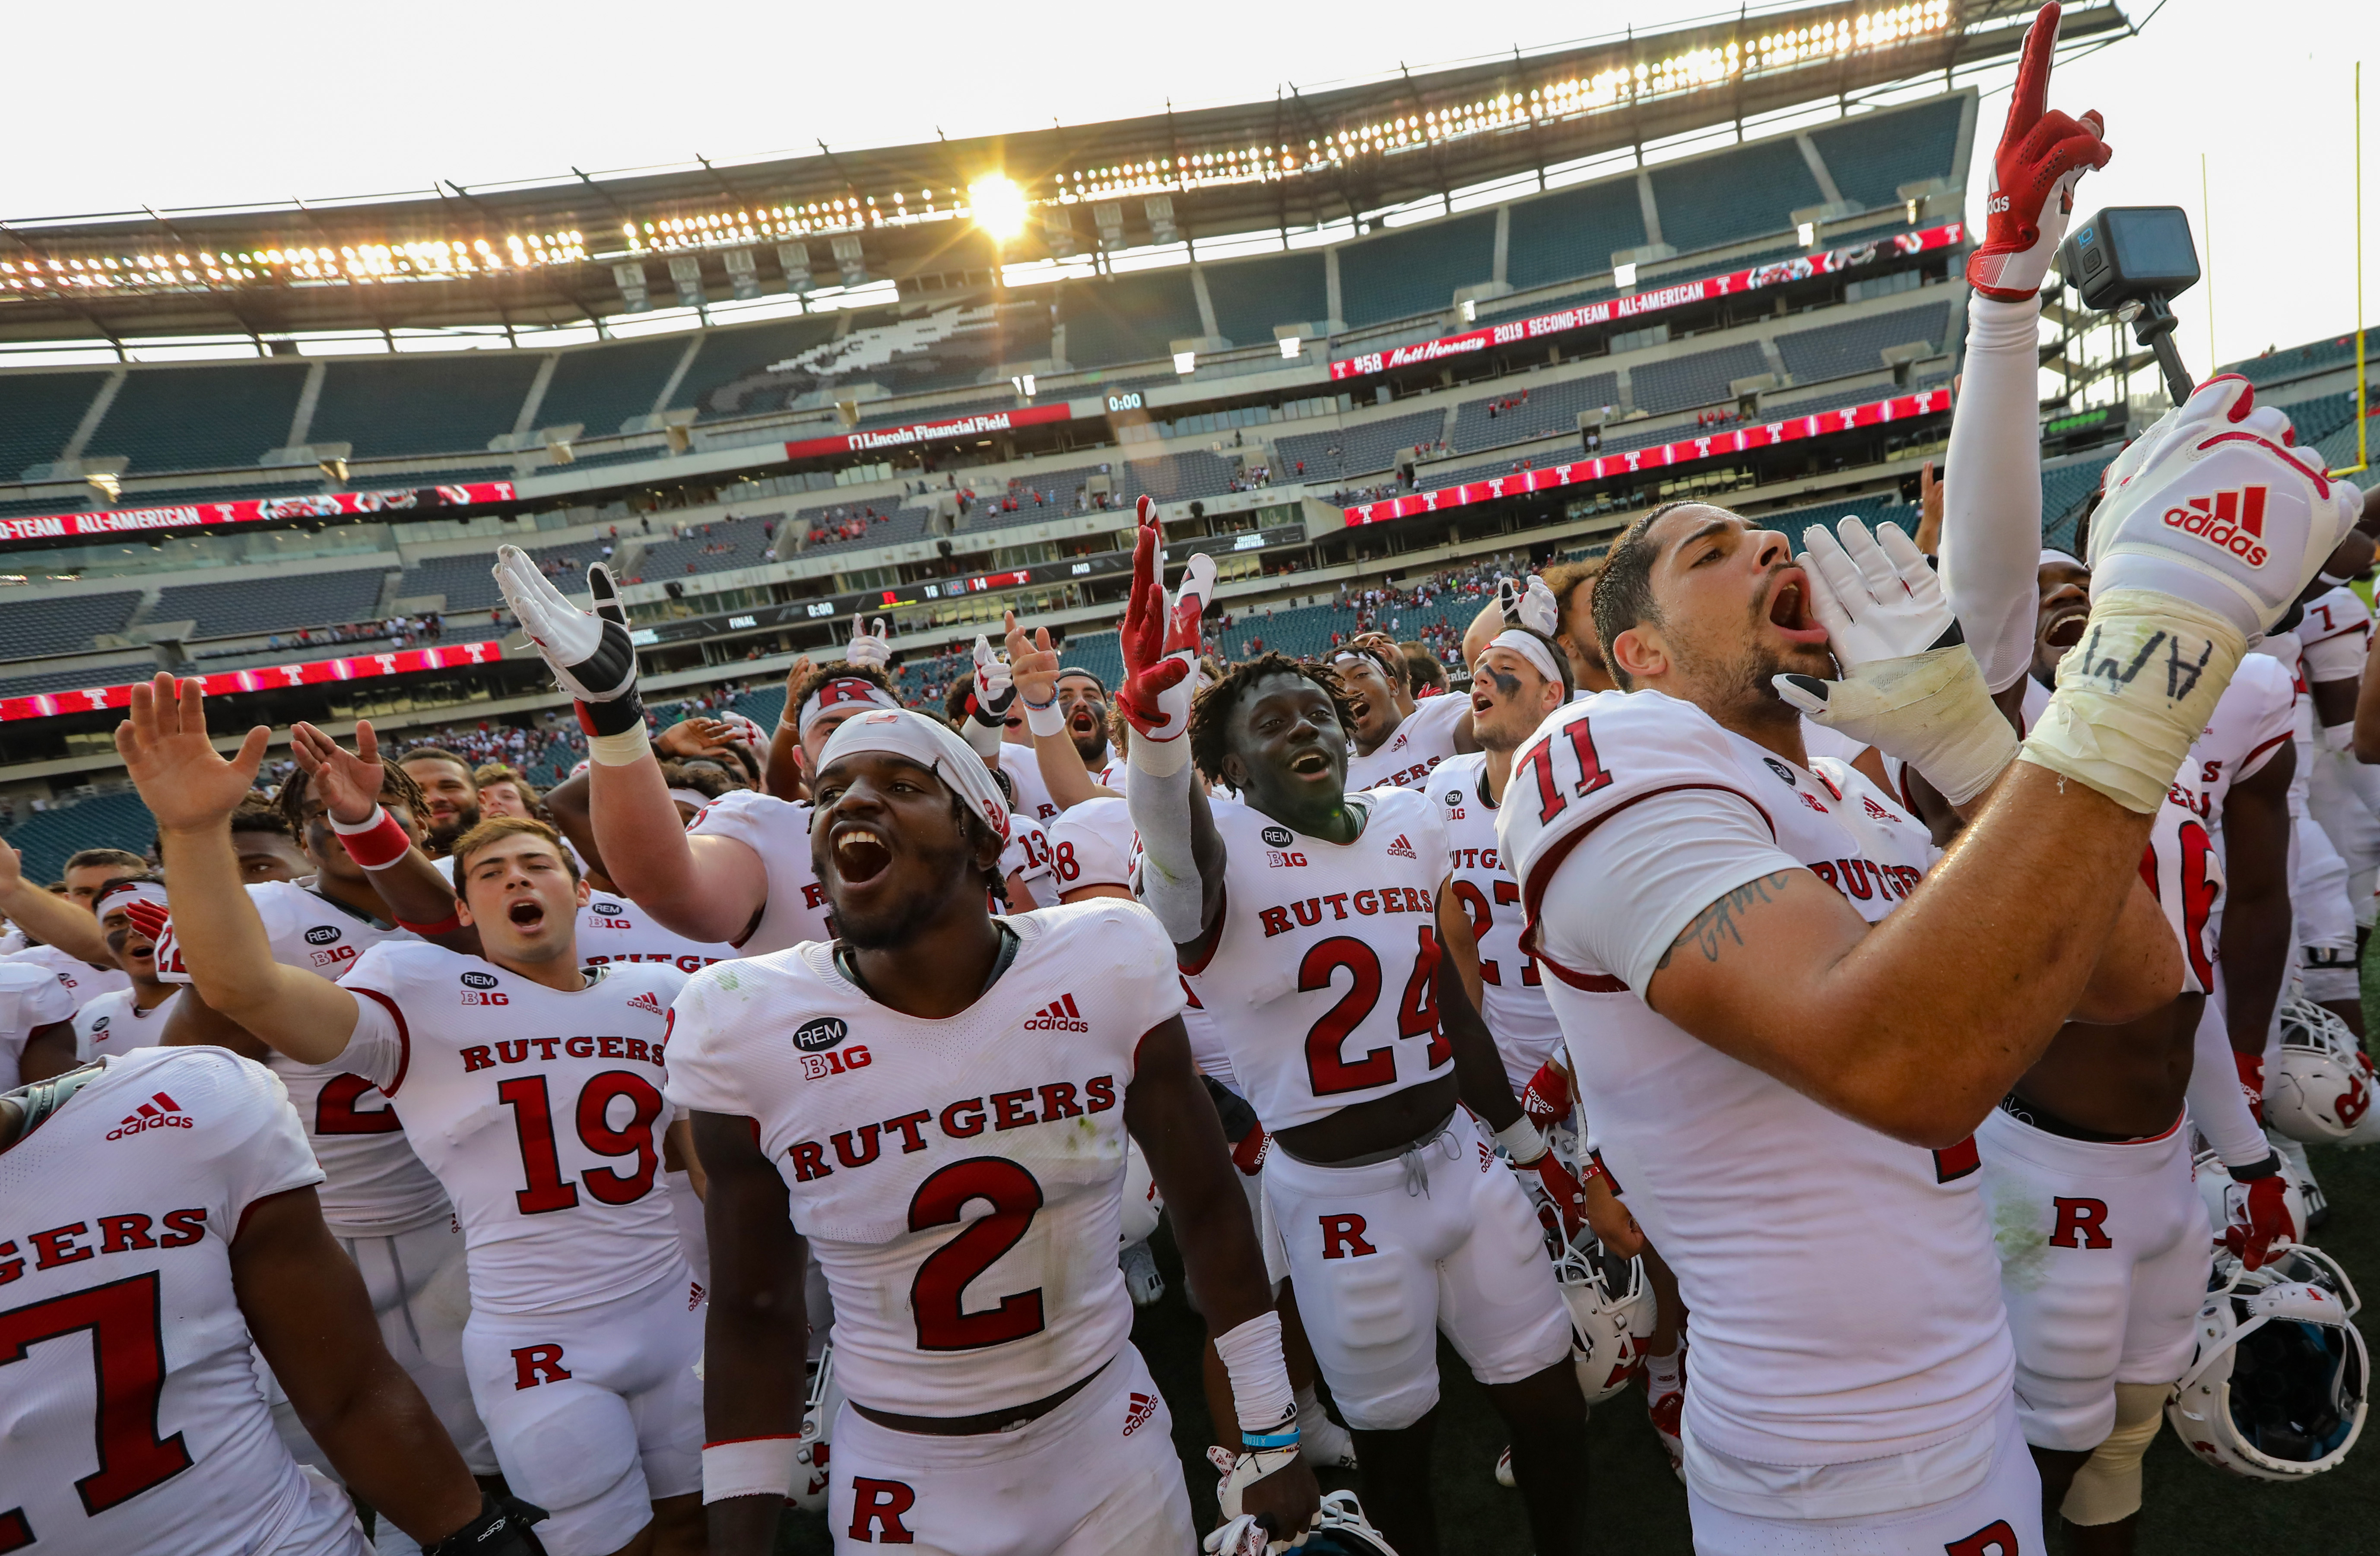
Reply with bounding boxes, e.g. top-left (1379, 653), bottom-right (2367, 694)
top-left (2168, 1244), bottom-right (2367, 1480)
